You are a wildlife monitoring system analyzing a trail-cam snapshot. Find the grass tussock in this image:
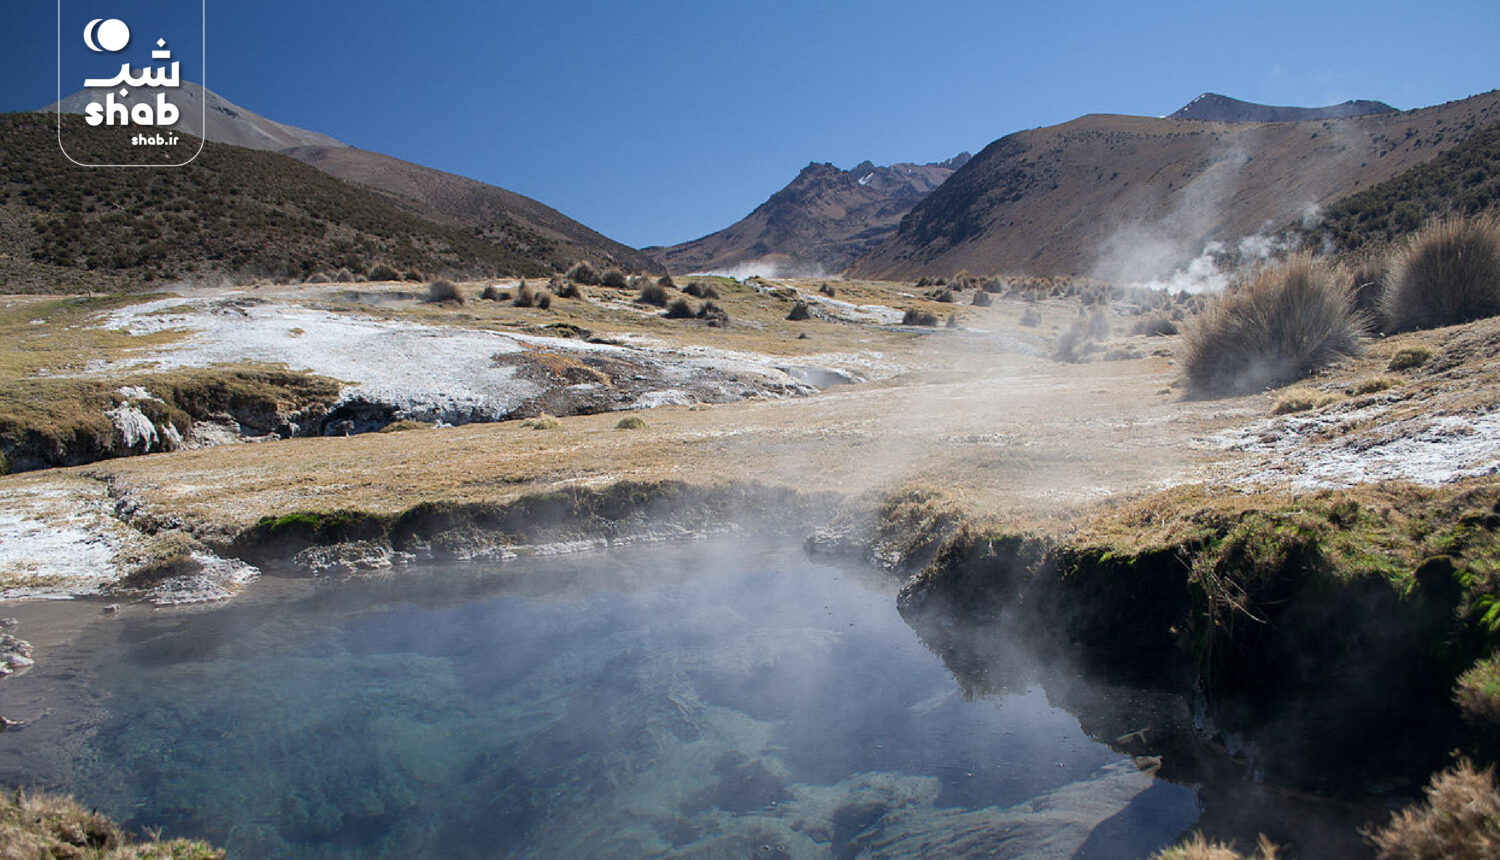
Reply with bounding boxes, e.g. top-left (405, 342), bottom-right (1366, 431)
top-left (1151, 832), bottom-right (1279, 860)
top-left (1456, 655), bottom-right (1500, 730)
top-left (1019, 307), bottom-right (1042, 327)
top-left (1271, 388), bottom-right (1344, 415)
top-left (683, 281), bottom-right (720, 300)
top-left (599, 268), bottom-right (628, 288)
top-left (1385, 217), bottom-right (1500, 333)
top-left (1181, 255), bottom-right (1364, 398)
top-left (0, 788), bottom-right (224, 859)
top-left (378, 419), bottom-right (432, 434)
top-left (971, 290), bottom-right (993, 307)
top-left (1351, 375), bottom-right (1399, 396)
top-left (638, 282), bottom-right (670, 307)
top-left (901, 309), bottom-right (940, 327)
top-left (513, 282), bottom-right (538, 308)
top-left (656, 275), bottom-right (676, 289)
top-left (1133, 315), bottom-right (1179, 337)
top-left (1370, 759), bottom-right (1500, 860)
top-left (566, 261), bottom-right (600, 285)
top-left (819, 282), bottom-right (837, 297)
top-left (787, 302), bottom-right (812, 321)
top-left (523, 414), bottom-right (562, 431)
top-left (1389, 346), bottom-right (1434, 371)
top-left (479, 285), bottom-right (507, 302)
top-left (663, 298), bottom-right (696, 319)
top-left (615, 415), bottom-right (647, 430)
top-left (424, 279), bottom-right (463, 305)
